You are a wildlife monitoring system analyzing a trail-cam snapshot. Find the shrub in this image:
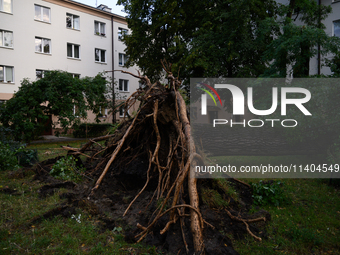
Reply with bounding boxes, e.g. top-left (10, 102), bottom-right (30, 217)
top-left (0, 142), bottom-right (20, 171)
top-left (250, 180), bottom-right (289, 206)
top-left (0, 126), bottom-right (38, 169)
top-left (50, 156), bottom-right (85, 182)
top-left (16, 149), bottom-right (38, 167)
top-left (0, 126), bottom-right (22, 151)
